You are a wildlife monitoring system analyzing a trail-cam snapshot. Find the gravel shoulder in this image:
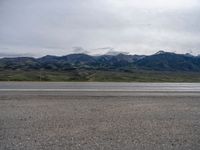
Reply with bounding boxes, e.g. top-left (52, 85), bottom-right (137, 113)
top-left (1, 91), bottom-right (200, 150)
